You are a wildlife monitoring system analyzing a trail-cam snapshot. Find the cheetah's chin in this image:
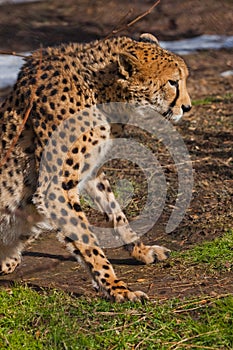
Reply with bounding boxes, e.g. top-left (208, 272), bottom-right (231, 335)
top-left (171, 113), bottom-right (183, 123)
